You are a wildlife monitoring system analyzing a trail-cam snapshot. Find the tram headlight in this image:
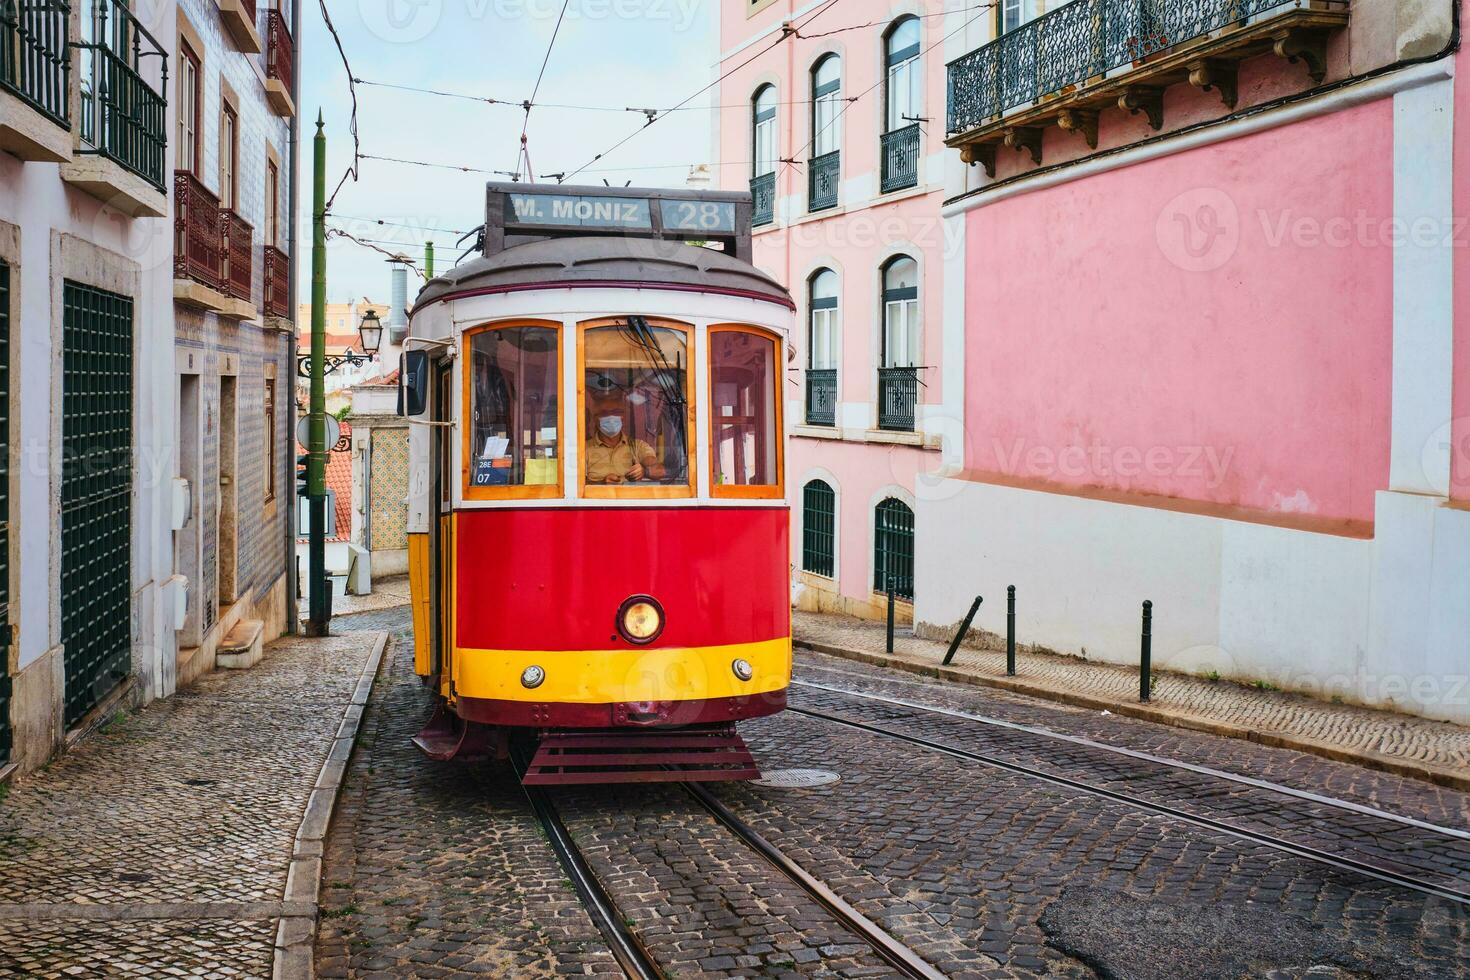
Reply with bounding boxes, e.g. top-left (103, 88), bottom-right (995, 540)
top-left (732, 658), bottom-right (754, 682)
top-left (616, 595), bottom-right (664, 645)
top-left (520, 665), bottom-right (545, 689)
